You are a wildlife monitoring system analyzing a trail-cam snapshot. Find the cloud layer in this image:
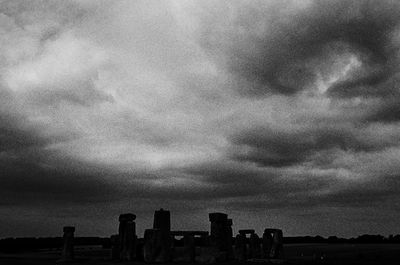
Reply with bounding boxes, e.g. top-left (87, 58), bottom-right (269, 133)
top-left (1, 0), bottom-right (400, 237)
